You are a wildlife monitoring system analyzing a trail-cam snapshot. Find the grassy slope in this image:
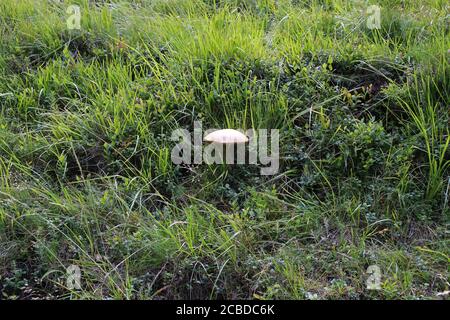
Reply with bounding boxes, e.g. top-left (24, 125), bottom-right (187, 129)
top-left (0, 0), bottom-right (448, 299)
